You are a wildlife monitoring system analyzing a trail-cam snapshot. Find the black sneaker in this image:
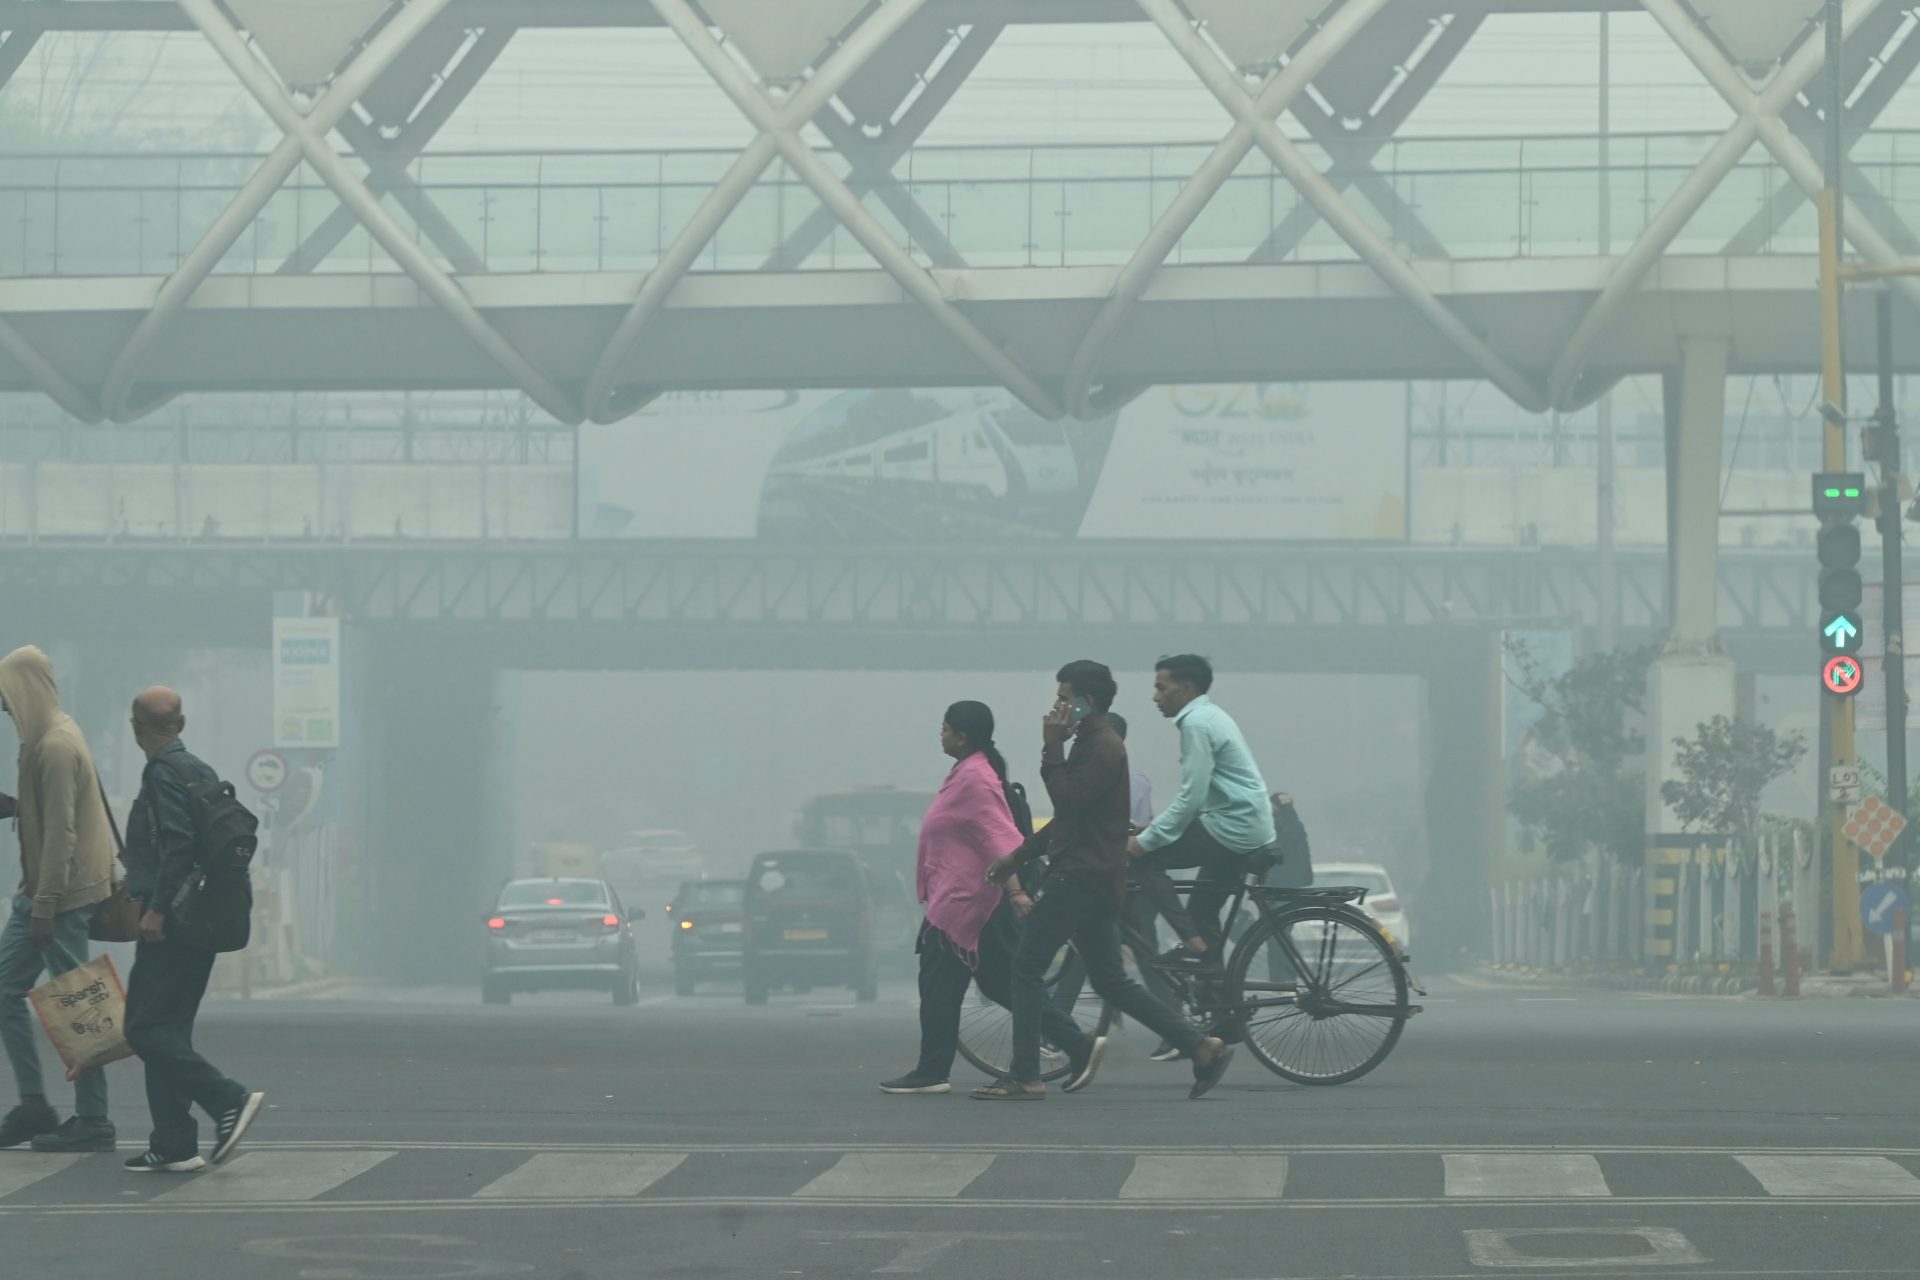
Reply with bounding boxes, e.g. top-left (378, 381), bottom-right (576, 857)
top-left (125, 1150), bottom-right (206, 1173)
top-left (1062, 1035), bottom-right (1108, 1094)
top-left (1148, 1039), bottom-right (1189, 1062)
top-left (878, 1074), bottom-right (951, 1095)
top-left (30, 1115), bottom-right (115, 1153)
top-left (1189, 1037), bottom-right (1235, 1100)
top-left (210, 1091), bottom-right (265, 1166)
top-left (0, 1101), bottom-right (58, 1149)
